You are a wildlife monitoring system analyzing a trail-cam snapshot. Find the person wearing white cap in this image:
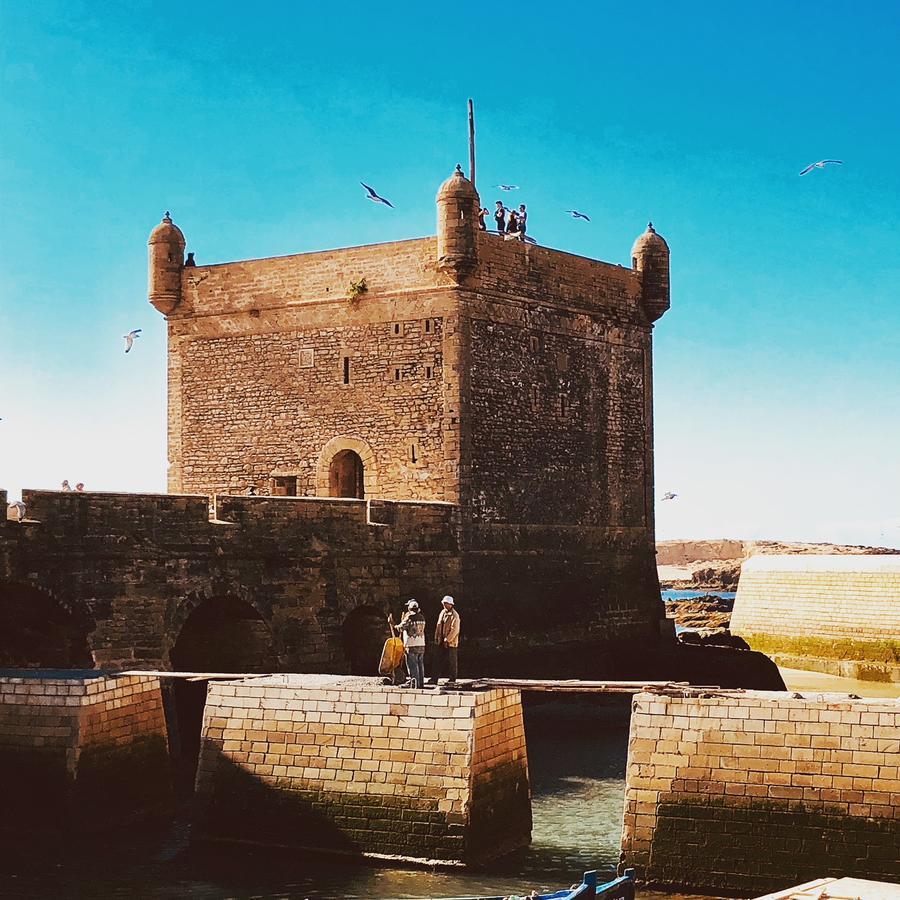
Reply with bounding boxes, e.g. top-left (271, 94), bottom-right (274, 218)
top-left (429, 595), bottom-right (460, 684)
top-left (397, 599), bottom-right (427, 688)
